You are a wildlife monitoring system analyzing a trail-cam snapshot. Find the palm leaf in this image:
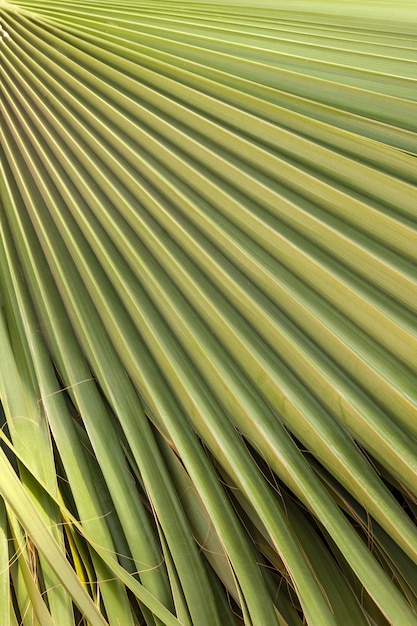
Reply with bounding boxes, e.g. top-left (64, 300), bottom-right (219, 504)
top-left (1, 1), bottom-right (417, 624)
